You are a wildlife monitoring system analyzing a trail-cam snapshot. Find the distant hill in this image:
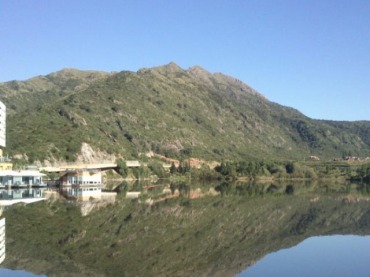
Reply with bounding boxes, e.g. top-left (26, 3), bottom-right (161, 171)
top-left (0, 63), bottom-right (369, 164)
